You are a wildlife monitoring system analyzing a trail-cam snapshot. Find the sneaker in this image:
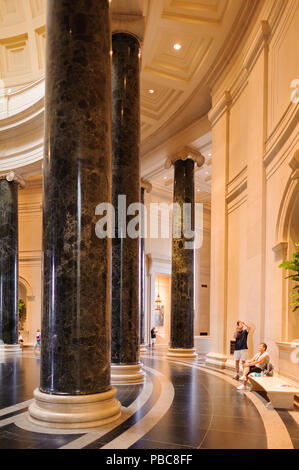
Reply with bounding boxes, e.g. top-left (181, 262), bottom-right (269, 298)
top-left (233, 374), bottom-right (240, 380)
top-left (240, 375), bottom-right (246, 381)
top-left (237, 384), bottom-right (246, 390)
